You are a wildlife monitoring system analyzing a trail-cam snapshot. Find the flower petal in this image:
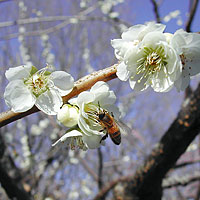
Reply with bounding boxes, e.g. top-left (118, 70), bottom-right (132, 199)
top-left (90, 81), bottom-right (109, 93)
top-left (77, 91), bottom-right (95, 107)
top-left (52, 130), bottom-right (83, 146)
top-left (4, 80), bottom-right (35, 112)
top-left (82, 134), bottom-right (102, 149)
top-left (151, 70), bottom-right (174, 92)
top-left (96, 91), bottom-right (116, 106)
top-left (129, 74), bottom-right (149, 91)
top-left (5, 65), bottom-right (32, 81)
top-left (116, 61), bottom-right (131, 81)
top-left (35, 89), bottom-right (62, 115)
top-left (111, 39), bottom-right (134, 60)
top-left (50, 71), bottom-right (74, 96)
top-left (174, 68), bottom-right (190, 91)
top-left (122, 22), bottom-right (166, 41)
